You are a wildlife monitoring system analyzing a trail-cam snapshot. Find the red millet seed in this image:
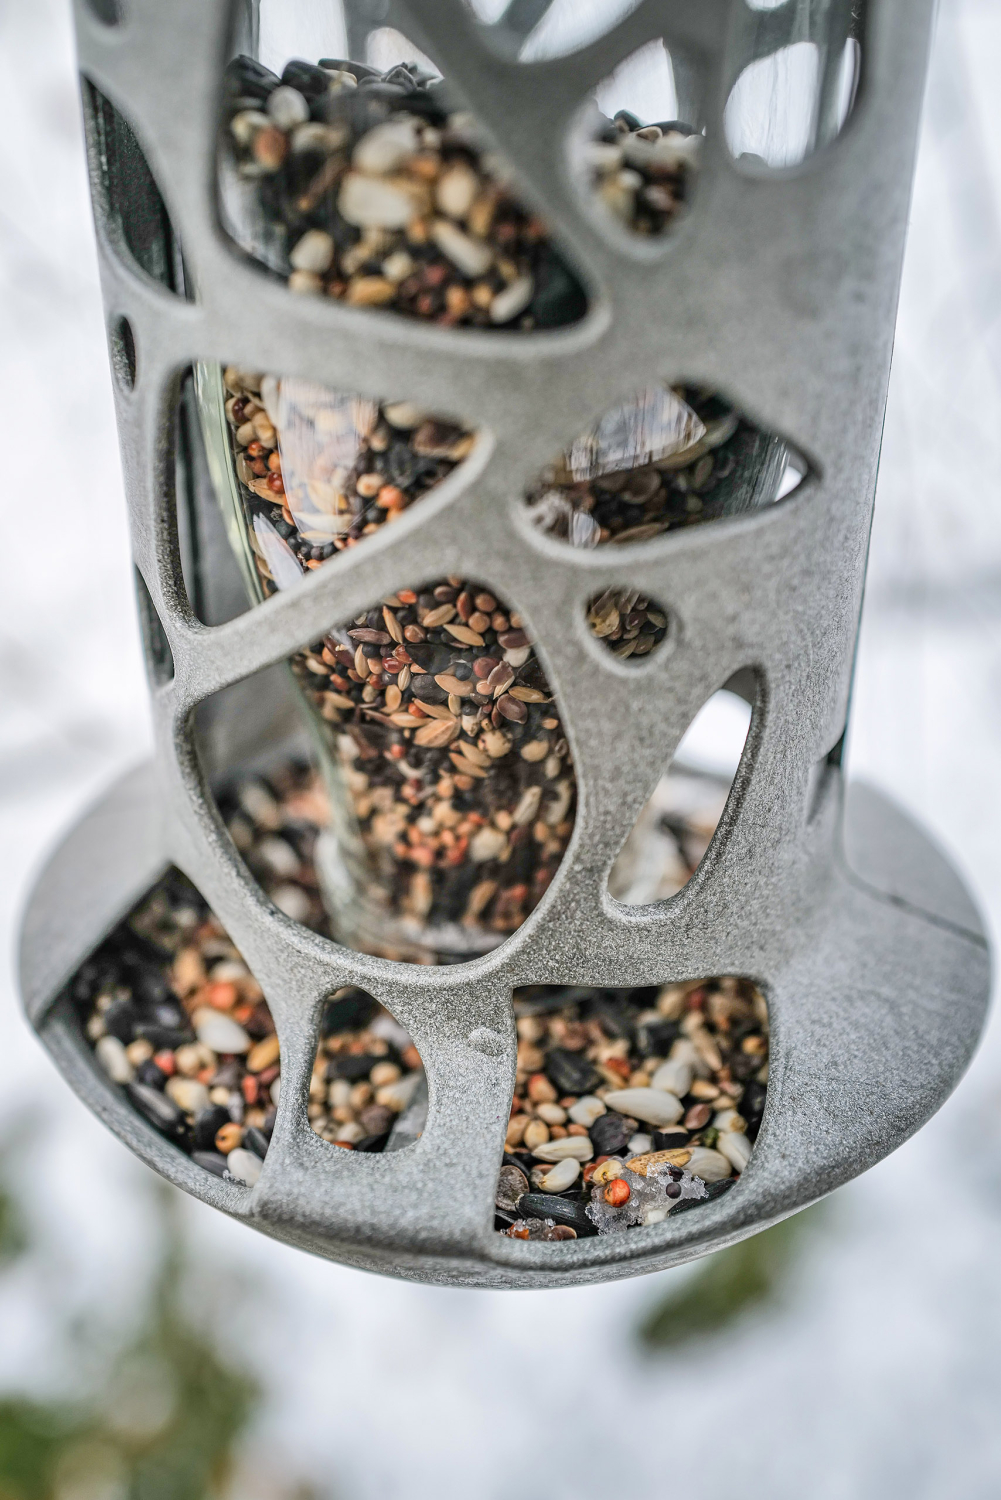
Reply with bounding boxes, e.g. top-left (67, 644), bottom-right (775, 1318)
top-left (604, 1178), bottom-right (631, 1207)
